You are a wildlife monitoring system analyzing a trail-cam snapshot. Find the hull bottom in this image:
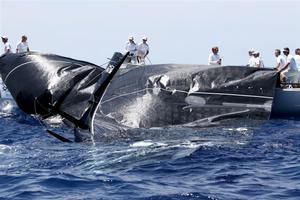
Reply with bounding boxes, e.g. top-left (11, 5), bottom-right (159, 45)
top-left (271, 88), bottom-right (300, 119)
